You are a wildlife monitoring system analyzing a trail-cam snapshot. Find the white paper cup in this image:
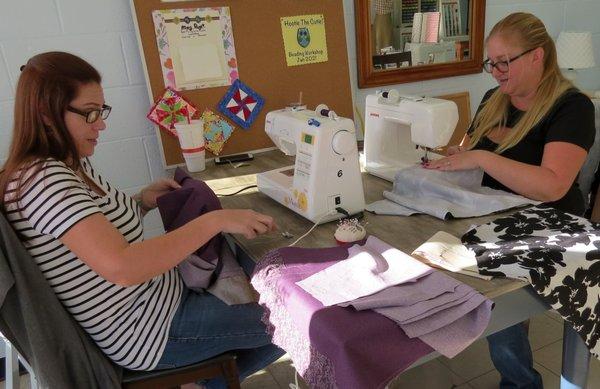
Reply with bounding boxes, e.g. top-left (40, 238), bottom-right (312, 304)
top-left (175, 120), bottom-right (205, 172)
